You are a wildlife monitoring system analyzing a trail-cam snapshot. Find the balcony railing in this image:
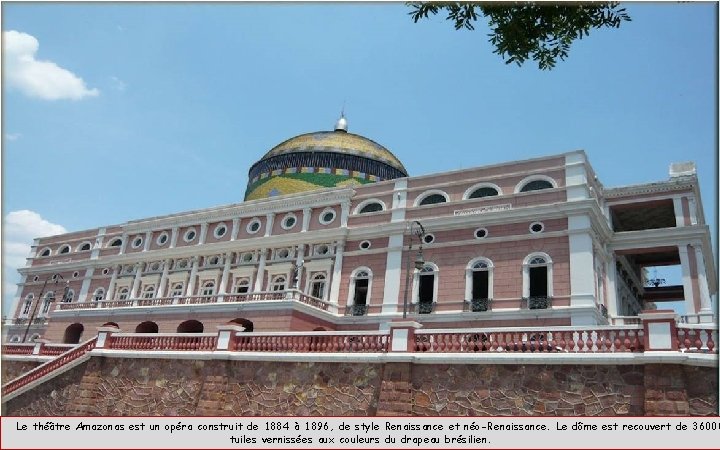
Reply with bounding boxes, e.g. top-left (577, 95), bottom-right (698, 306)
top-left (523, 296), bottom-right (551, 310)
top-left (344, 304), bottom-right (369, 316)
top-left (413, 301), bottom-right (436, 315)
top-left (107, 333), bottom-right (218, 351)
top-left (463, 298), bottom-right (491, 312)
top-left (415, 327), bottom-right (646, 353)
top-left (54, 290), bottom-right (331, 312)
